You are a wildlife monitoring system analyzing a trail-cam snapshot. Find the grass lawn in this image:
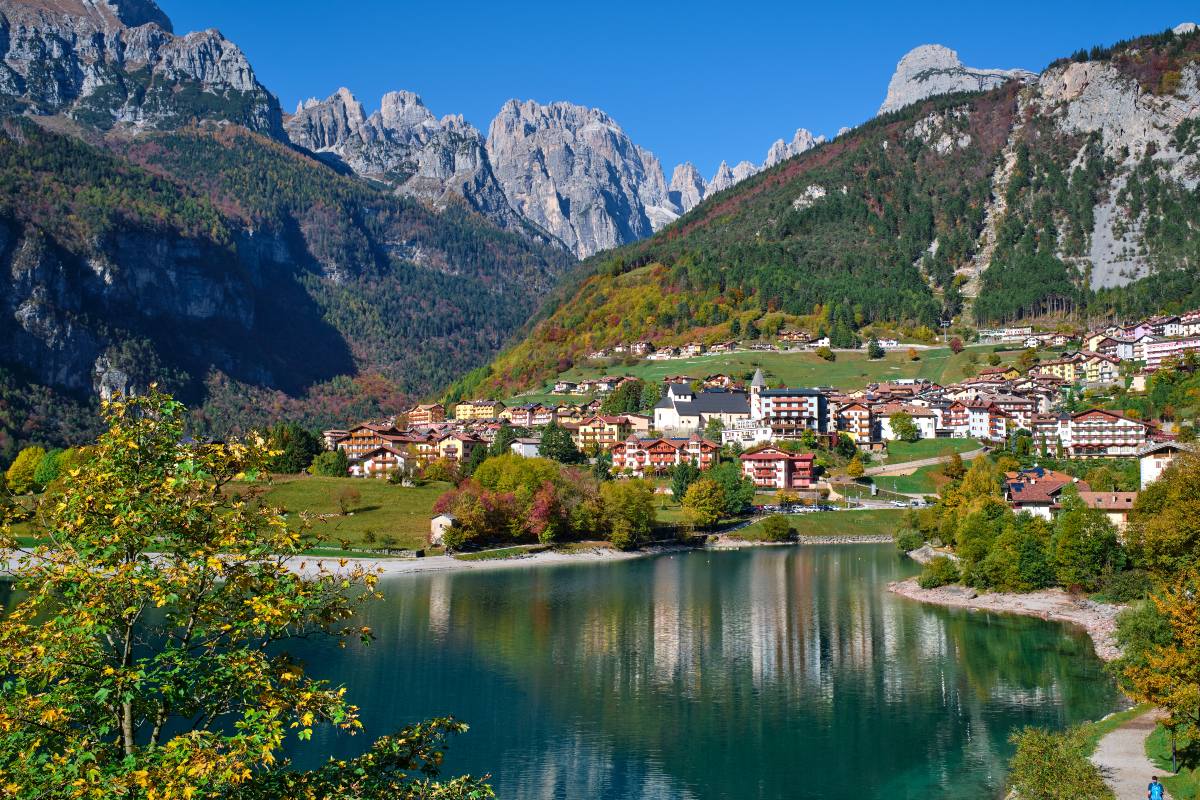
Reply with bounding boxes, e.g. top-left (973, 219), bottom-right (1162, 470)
top-left (230, 475), bottom-right (452, 551)
top-left (881, 438), bottom-right (982, 465)
top-left (790, 508), bottom-right (906, 537)
top-left (1148, 723), bottom-right (1200, 799)
top-left (873, 465), bottom-right (950, 496)
top-left (453, 544), bottom-right (549, 561)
